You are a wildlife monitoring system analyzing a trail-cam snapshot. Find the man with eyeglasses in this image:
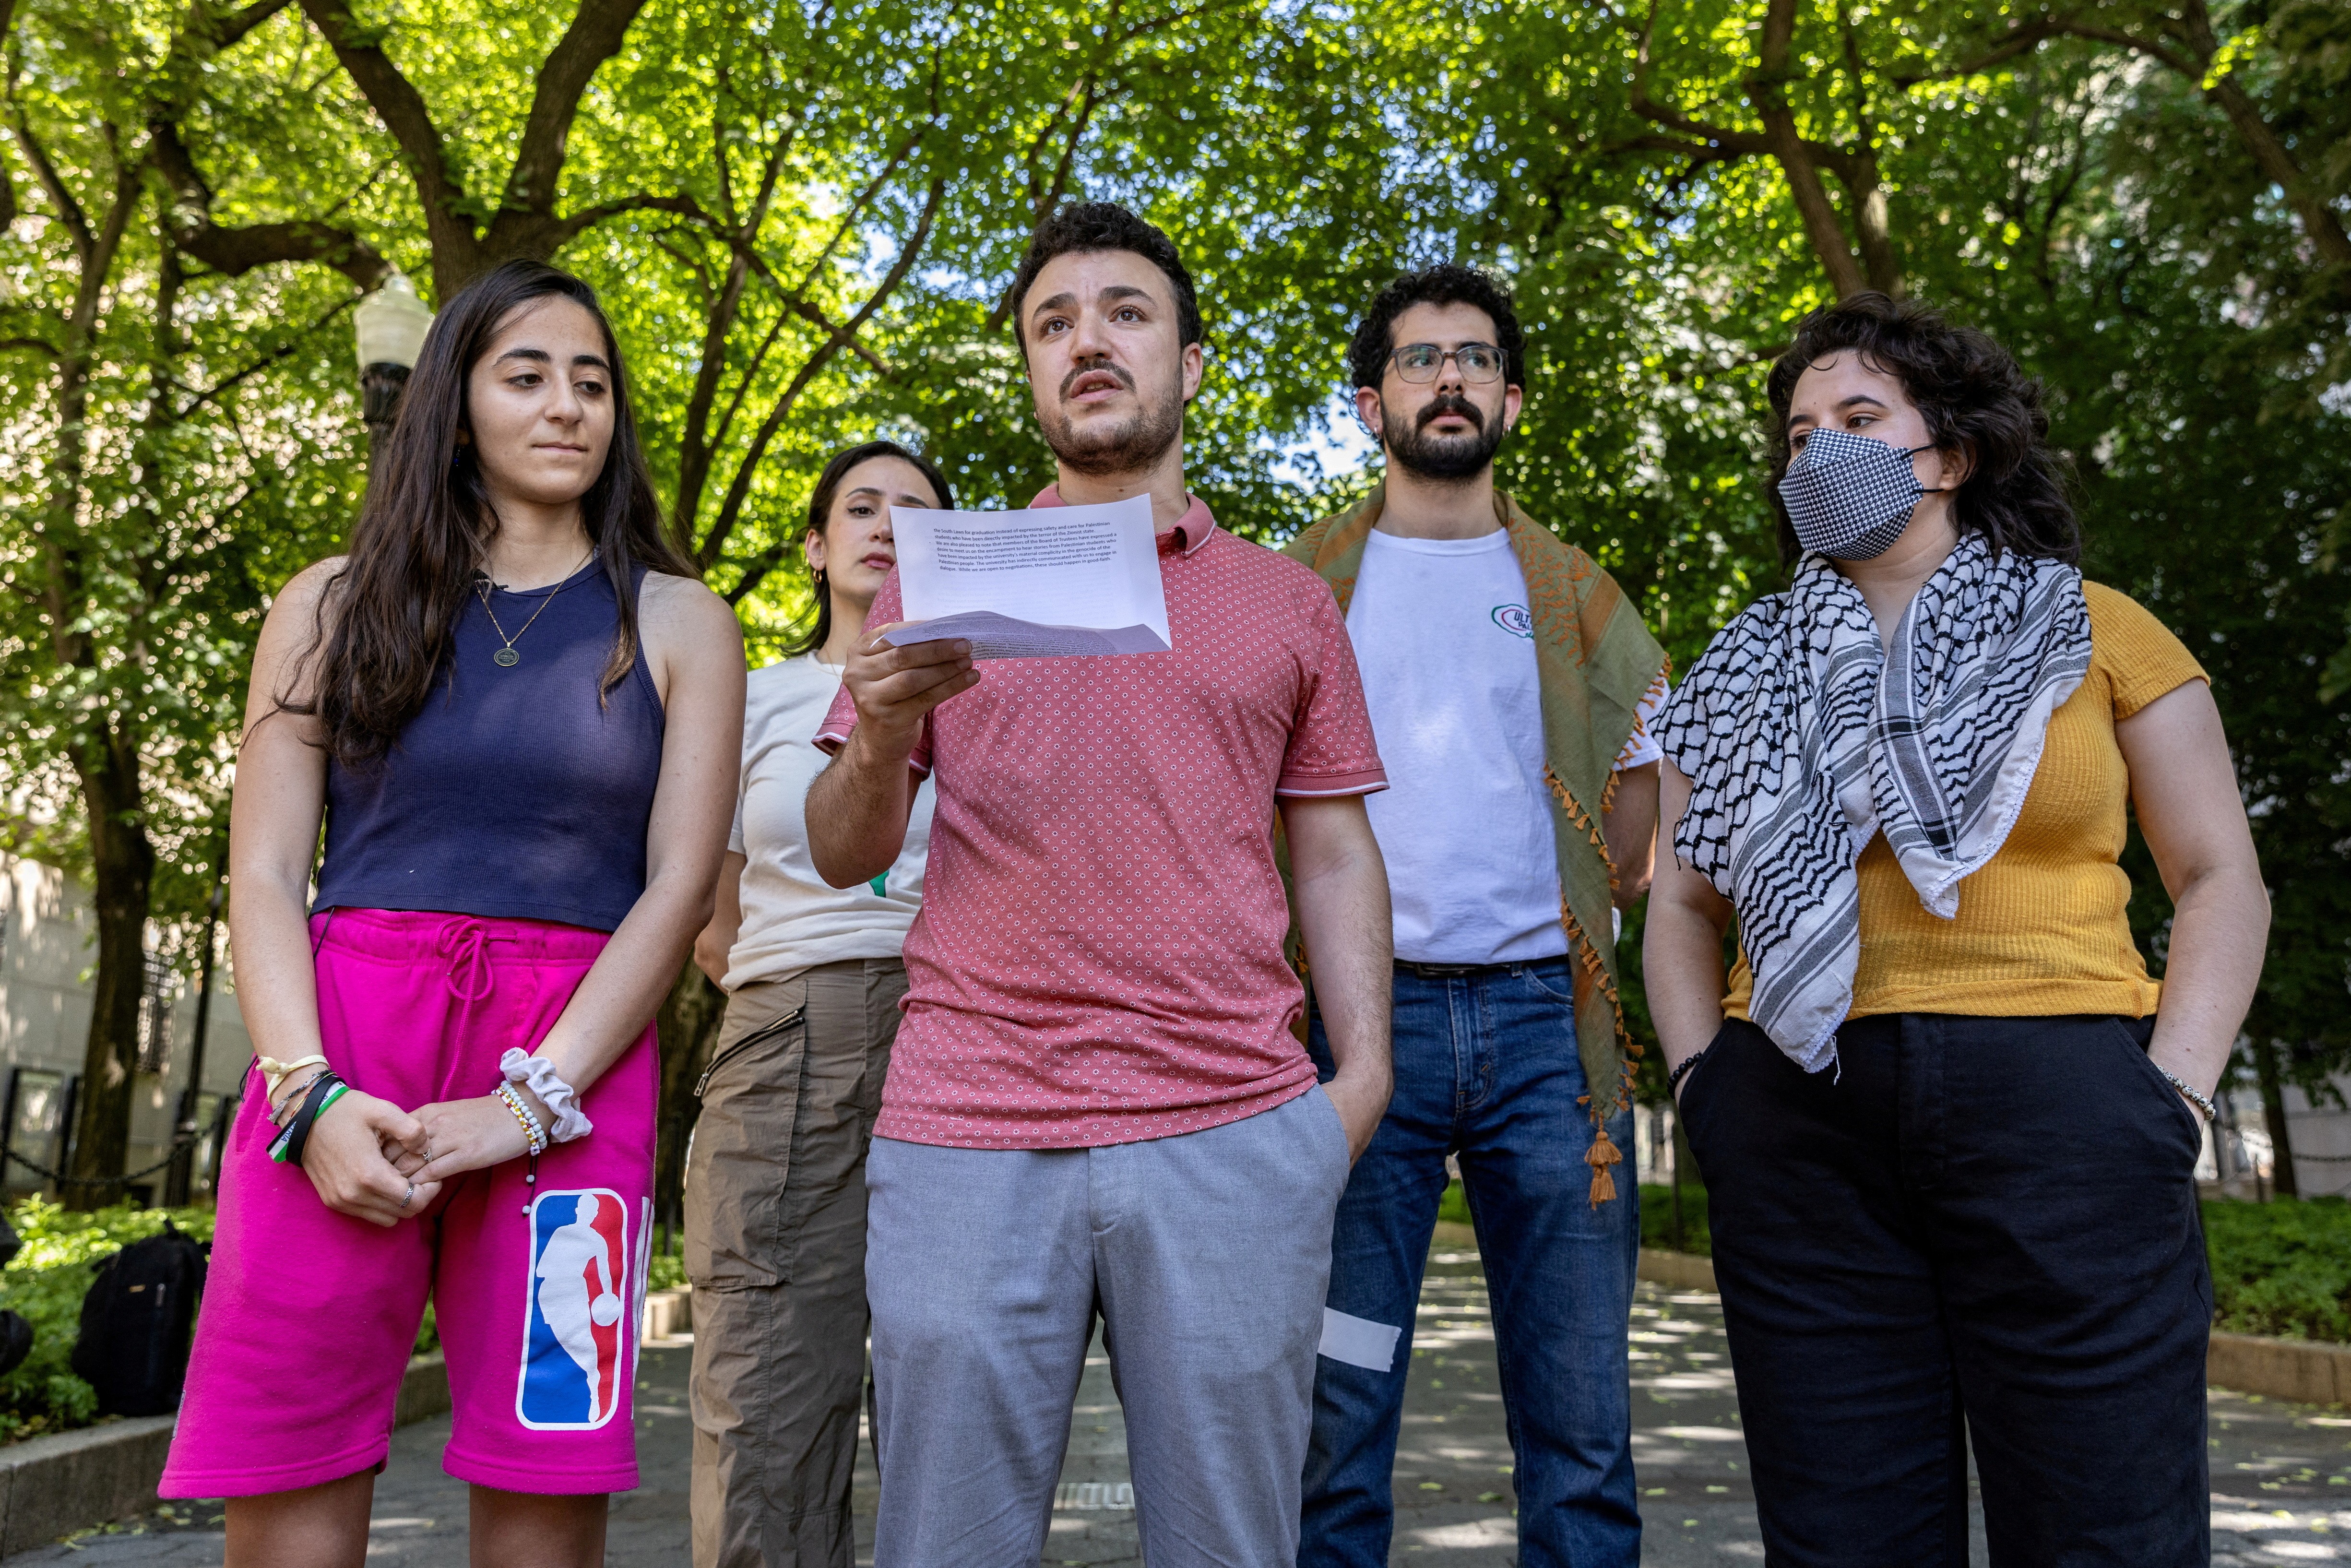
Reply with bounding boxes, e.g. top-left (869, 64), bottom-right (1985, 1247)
top-left (1283, 264), bottom-right (1667, 1568)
